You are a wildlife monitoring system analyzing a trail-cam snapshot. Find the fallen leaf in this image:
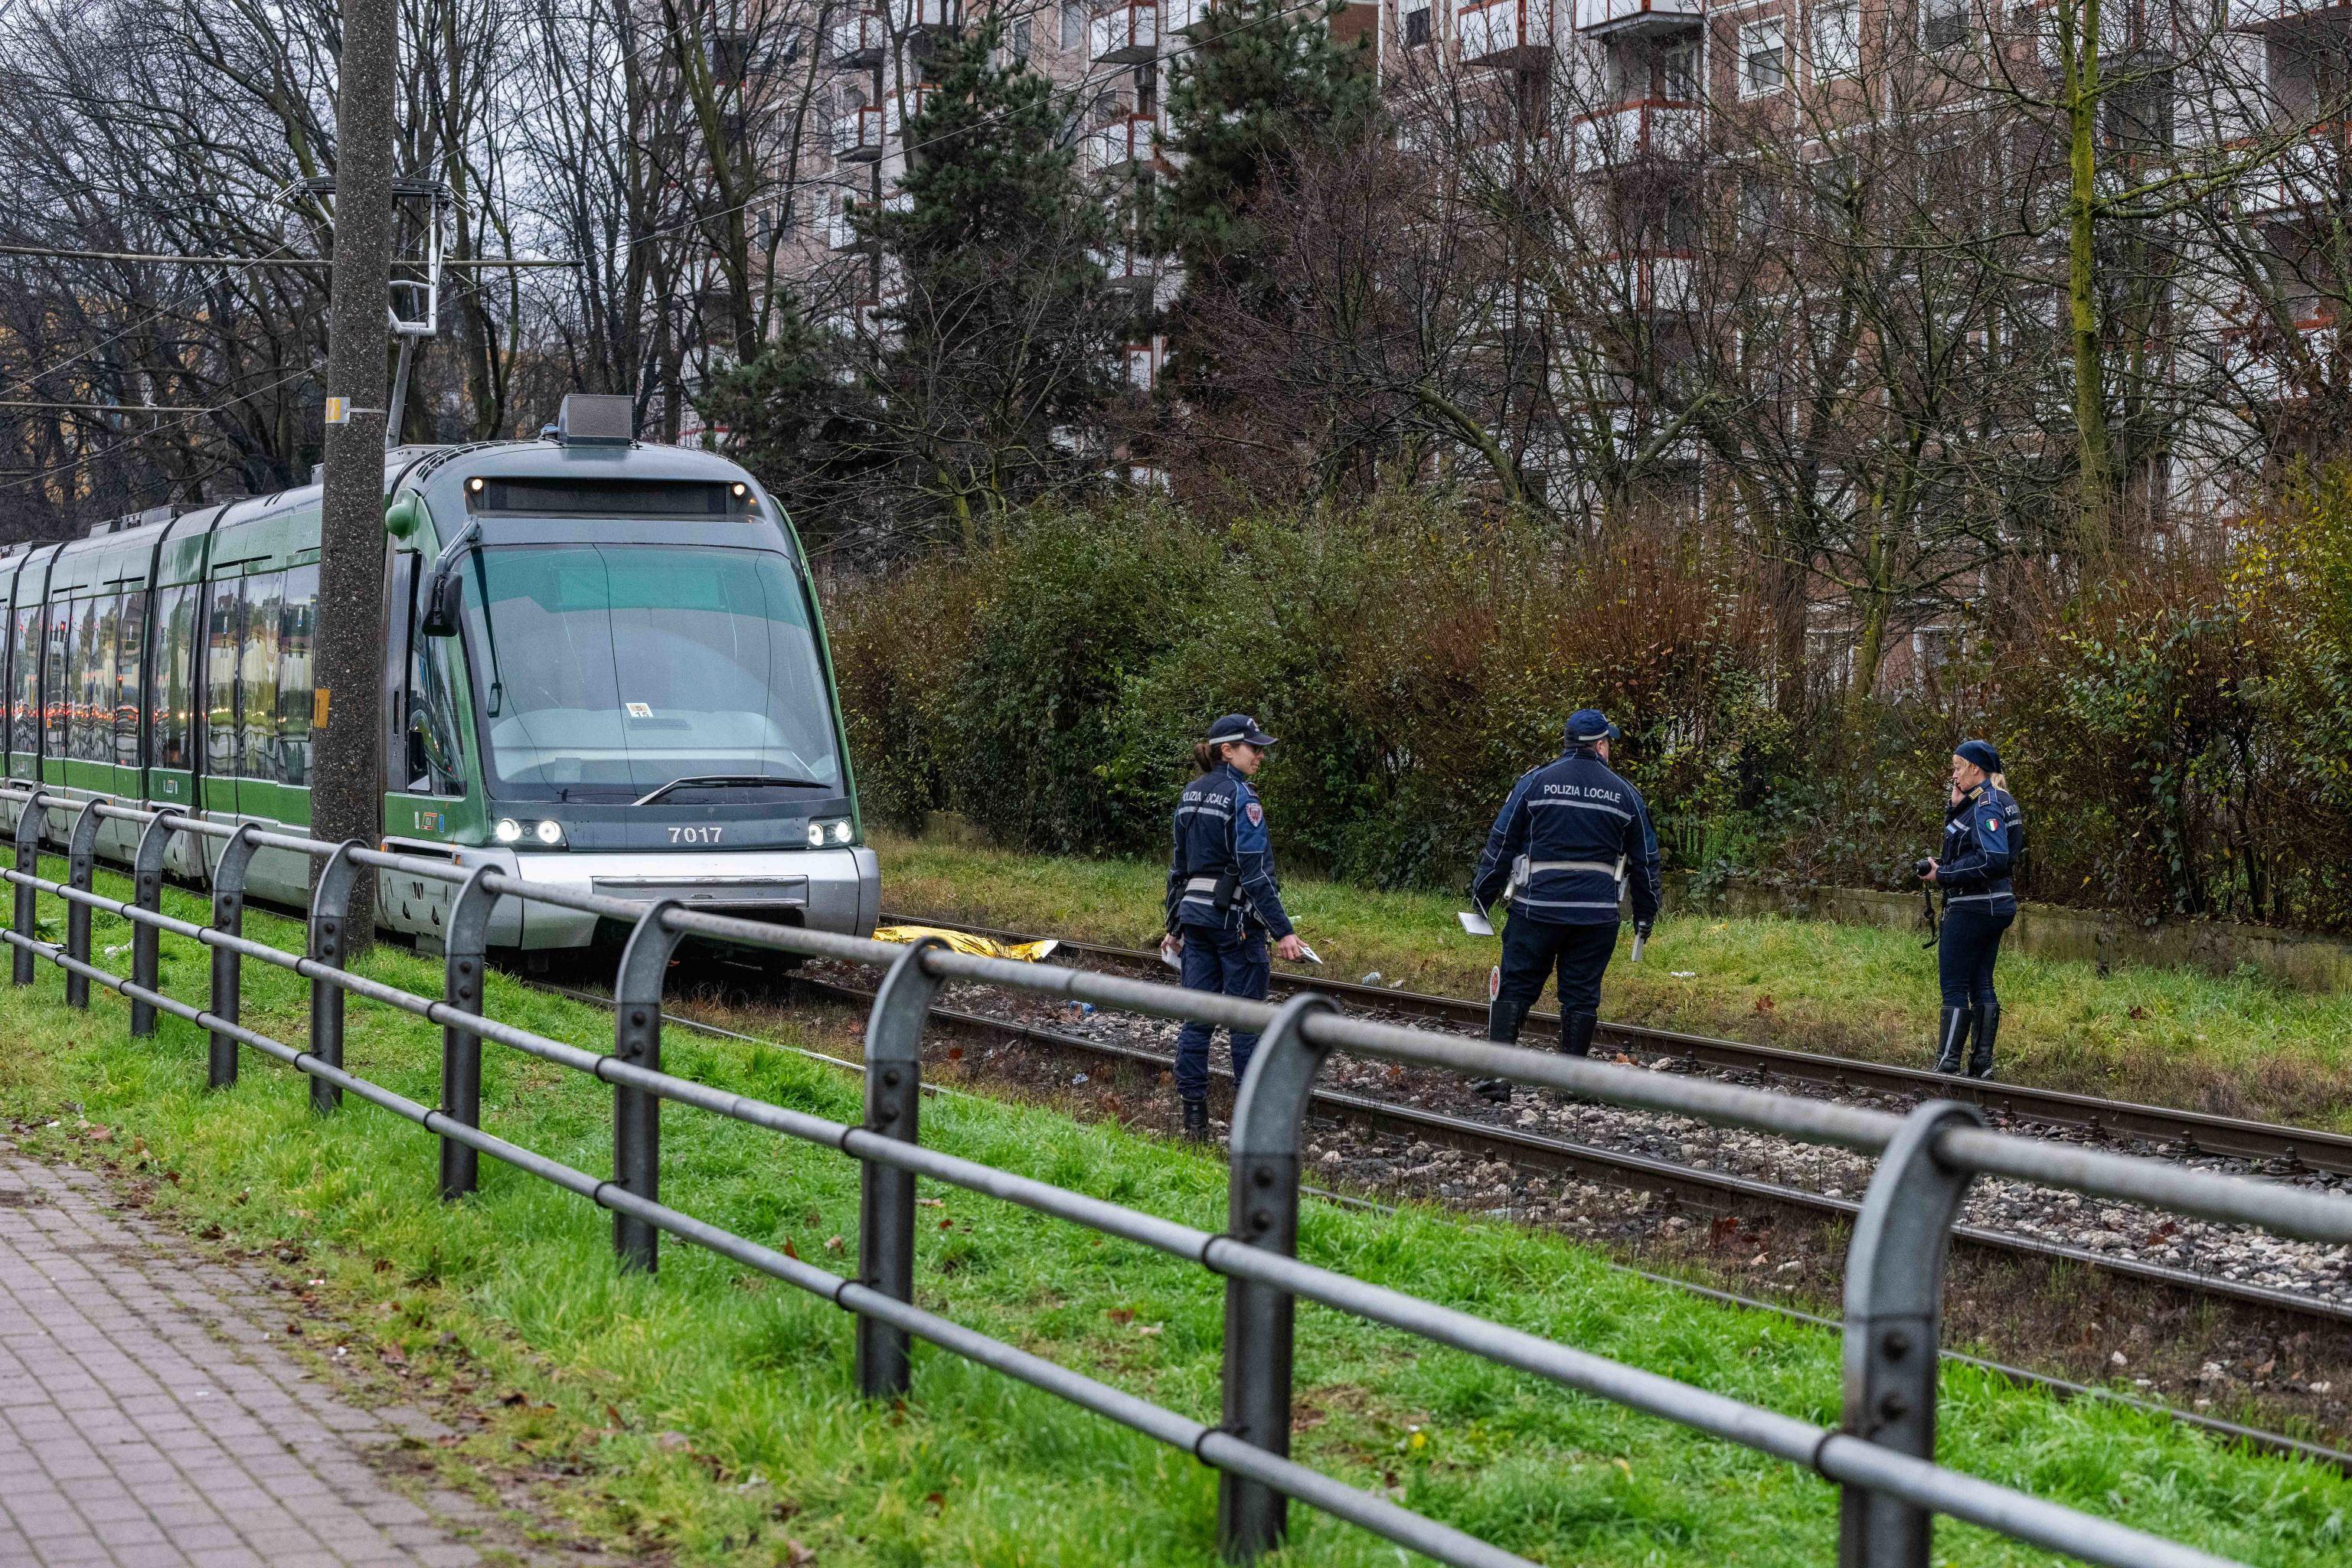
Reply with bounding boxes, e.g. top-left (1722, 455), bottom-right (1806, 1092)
top-left (1753, 995), bottom-right (1775, 1014)
top-left (916, 1197), bottom-right (946, 1208)
top-left (655, 1430), bottom-right (693, 1452)
top-left (782, 1239), bottom-right (799, 1260)
top-left (1106, 1308), bottom-right (1135, 1325)
top-left (373, 1258), bottom-right (392, 1274)
top-left (605, 1403), bottom-right (625, 1427)
top-left (823, 1234), bottom-right (845, 1252)
top-left (784, 1540), bottom-right (815, 1566)
top-left (501, 1391), bottom-right (528, 1407)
